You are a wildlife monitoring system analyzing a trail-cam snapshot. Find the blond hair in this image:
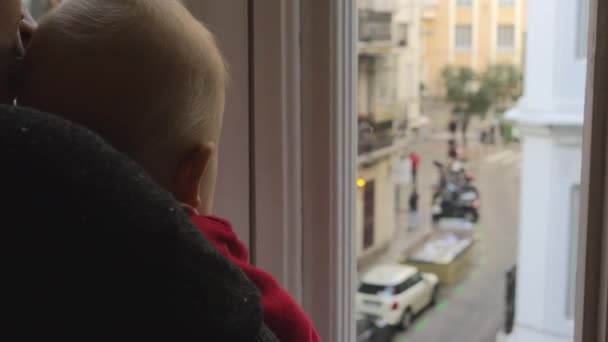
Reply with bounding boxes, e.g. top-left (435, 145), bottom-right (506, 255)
top-left (21, 0), bottom-right (227, 184)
